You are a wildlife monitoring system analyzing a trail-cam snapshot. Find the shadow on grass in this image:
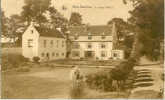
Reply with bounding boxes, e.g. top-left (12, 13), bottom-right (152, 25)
top-left (134, 79), bottom-right (153, 82)
top-left (137, 69), bottom-right (150, 72)
top-left (130, 90), bottom-right (161, 99)
top-left (137, 75), bottom-right (151, 78)
top-left (134, 83), bottom-right (153, 88)
top-left (137, 71), bottom-right (151, 74)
